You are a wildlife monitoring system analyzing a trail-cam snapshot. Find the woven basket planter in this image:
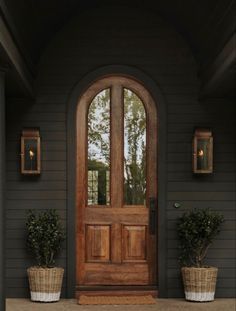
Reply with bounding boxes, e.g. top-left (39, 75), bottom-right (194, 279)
top-left (27, 267), bottom-right (64, 302)
top-left (181, 267), bottom-right (218, 302)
